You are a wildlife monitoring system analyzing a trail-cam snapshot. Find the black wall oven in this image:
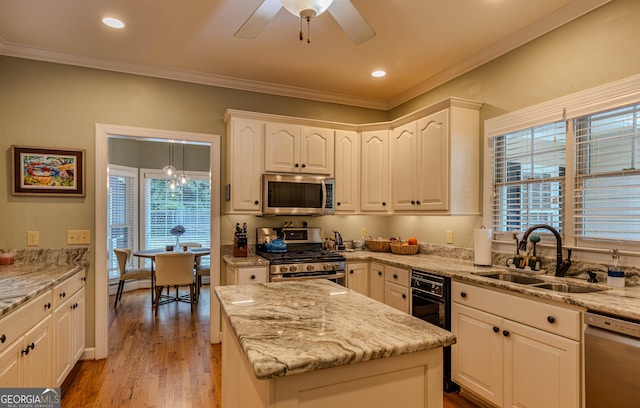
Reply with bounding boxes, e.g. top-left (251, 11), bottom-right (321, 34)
top-left (411, 270), bottom-right (459, 392)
